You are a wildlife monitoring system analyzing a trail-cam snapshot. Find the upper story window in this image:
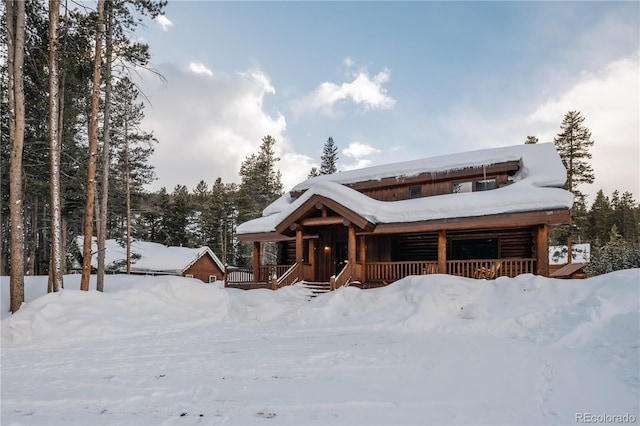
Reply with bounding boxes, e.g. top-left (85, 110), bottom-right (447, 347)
top-left (409, 186), bottom-right (422, 199)
top-left (452, 178), bottom-right (498, 193)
